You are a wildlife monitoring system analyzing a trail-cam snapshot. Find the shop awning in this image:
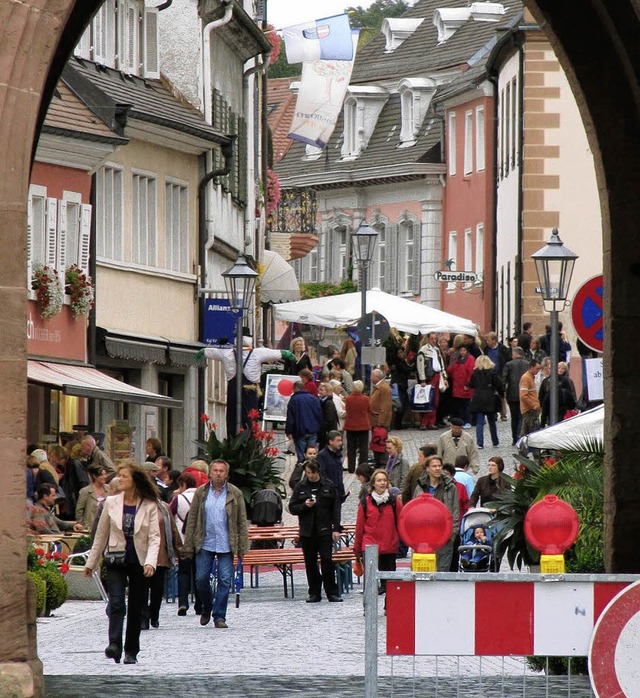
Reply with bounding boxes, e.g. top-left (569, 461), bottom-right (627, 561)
top-left (27, 360), bottom-right (182, 409)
